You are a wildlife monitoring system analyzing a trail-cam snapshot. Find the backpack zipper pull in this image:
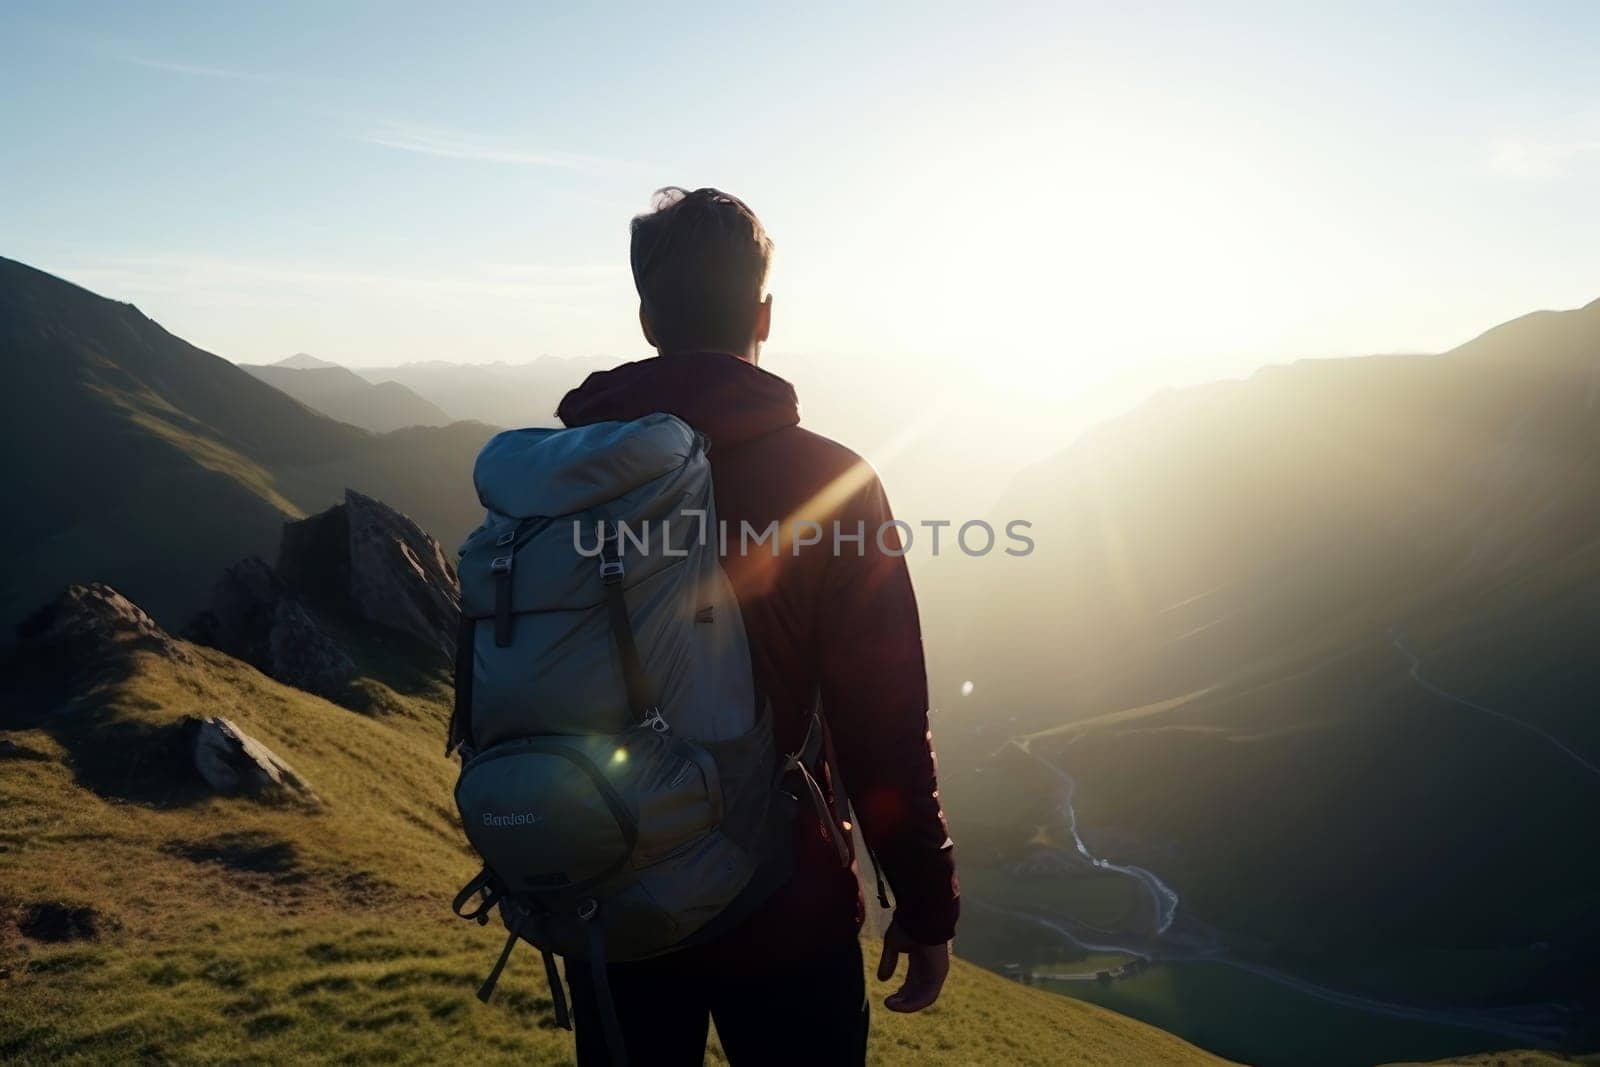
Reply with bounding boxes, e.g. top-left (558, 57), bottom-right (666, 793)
top-left (638, 707), bottom-right (669, 734)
